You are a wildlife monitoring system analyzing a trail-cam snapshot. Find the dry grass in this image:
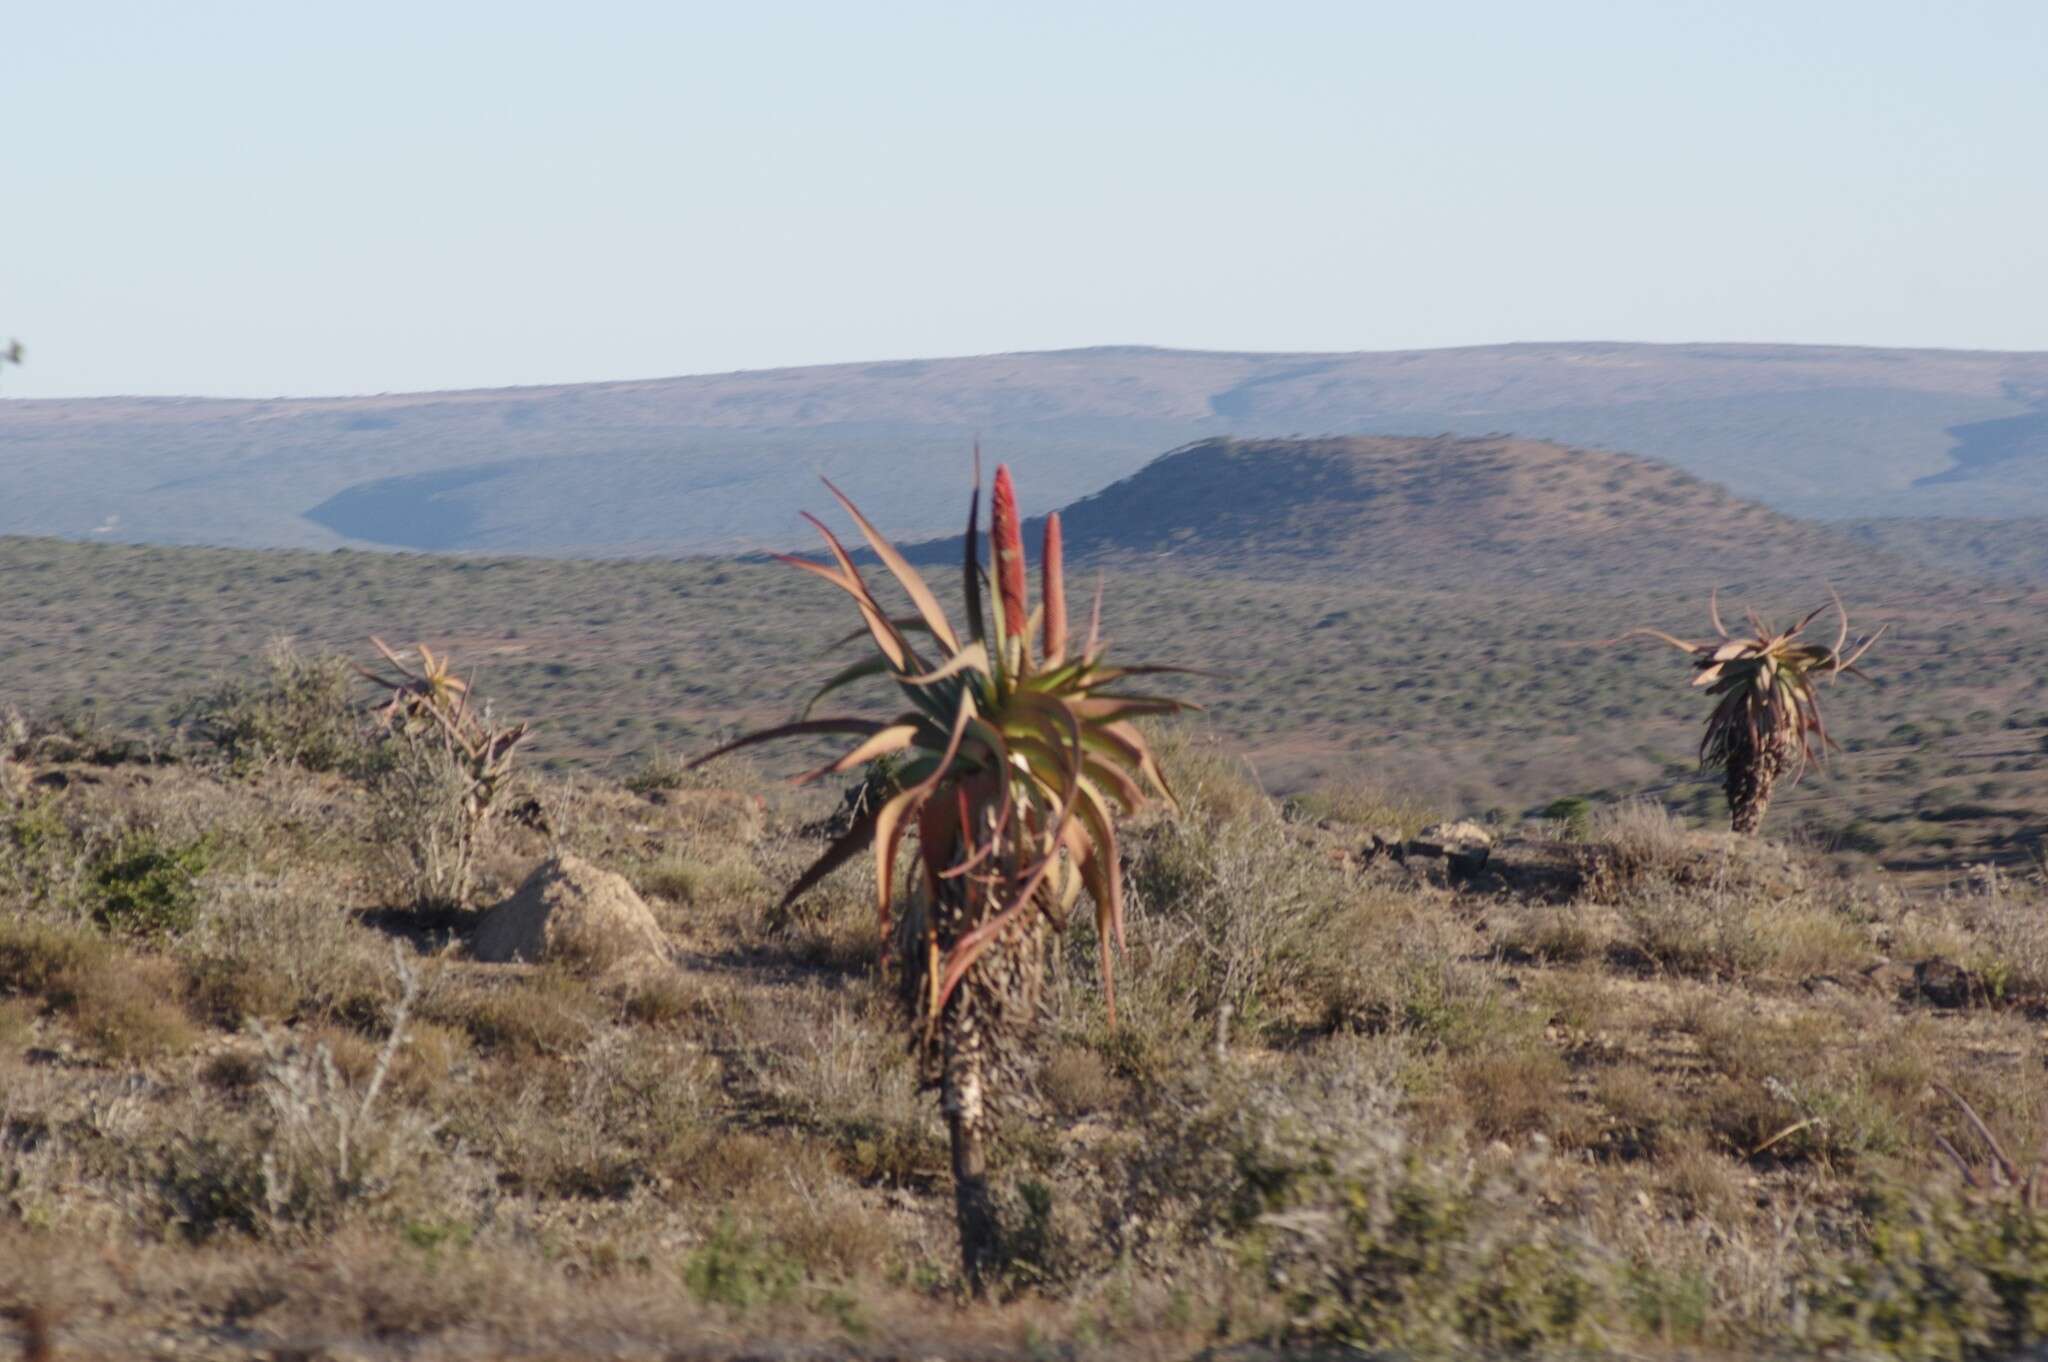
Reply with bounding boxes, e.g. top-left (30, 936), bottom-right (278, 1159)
top-left (5, 679), bottom-right (2048, 1357)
